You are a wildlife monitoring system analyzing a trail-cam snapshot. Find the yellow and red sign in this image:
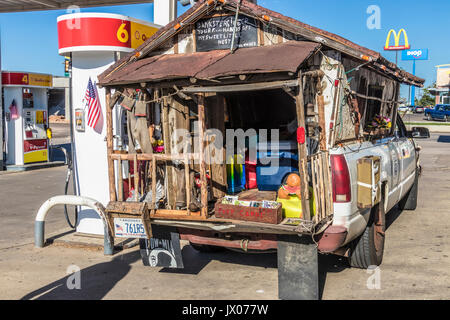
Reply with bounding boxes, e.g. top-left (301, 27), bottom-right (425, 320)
top-left (57, 13), bottom-right (160, 55)
top-left (2, 72), bottom-right (52, 88)
top-left (384, 29), bottom-right (410, 51)
top-left (24, 139), bottom-right (48, 164)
